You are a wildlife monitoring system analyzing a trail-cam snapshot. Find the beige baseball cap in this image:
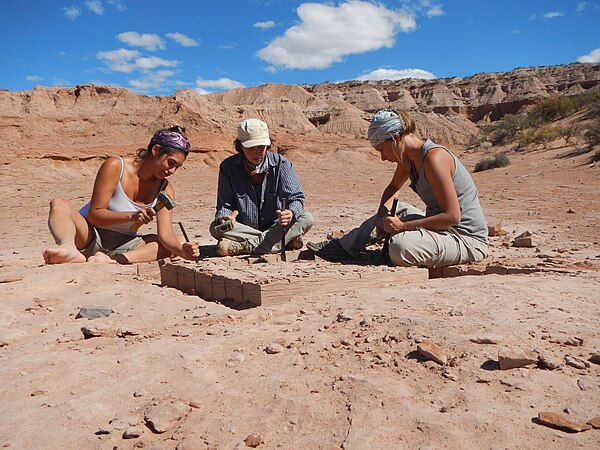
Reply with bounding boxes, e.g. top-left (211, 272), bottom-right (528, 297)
top-left (237, 118), bottom-right (271, 148)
